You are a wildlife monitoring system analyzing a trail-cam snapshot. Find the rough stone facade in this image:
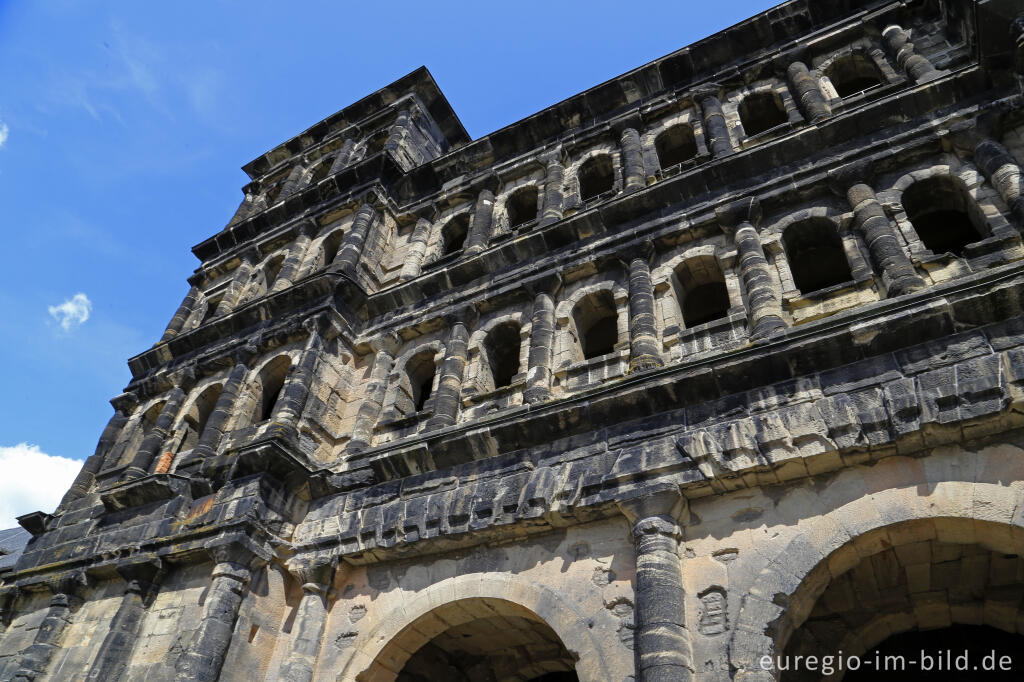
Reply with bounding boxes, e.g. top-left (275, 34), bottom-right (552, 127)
top-left (4, 1), bottom-right (1024, 680)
